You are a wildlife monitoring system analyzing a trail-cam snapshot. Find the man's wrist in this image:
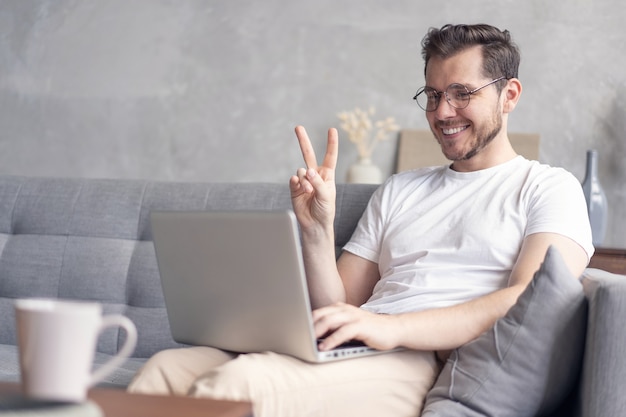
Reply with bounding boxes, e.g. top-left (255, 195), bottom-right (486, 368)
top-left (301, 223), bottom-right (335, 245)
